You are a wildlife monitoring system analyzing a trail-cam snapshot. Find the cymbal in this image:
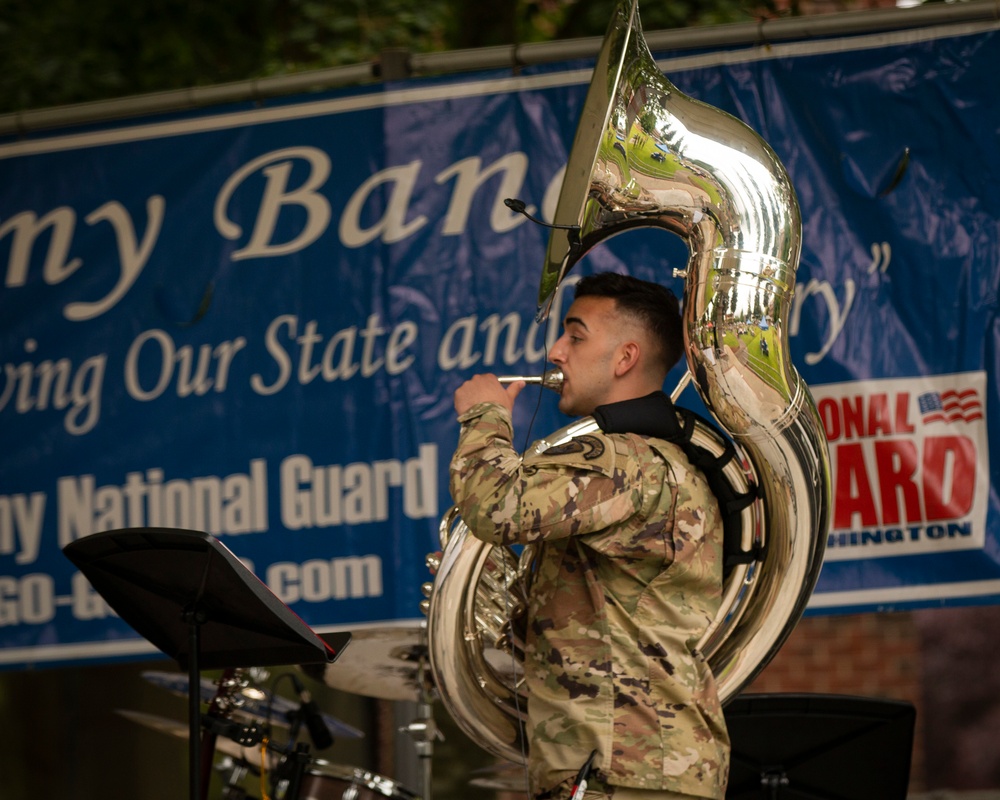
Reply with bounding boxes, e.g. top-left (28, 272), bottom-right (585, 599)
top-left (300, 624), bottom-right (433, 702)
top-left (116, 708), bottom-right (277, 770)
top-left (141, 670), bottom-right (364, 739)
